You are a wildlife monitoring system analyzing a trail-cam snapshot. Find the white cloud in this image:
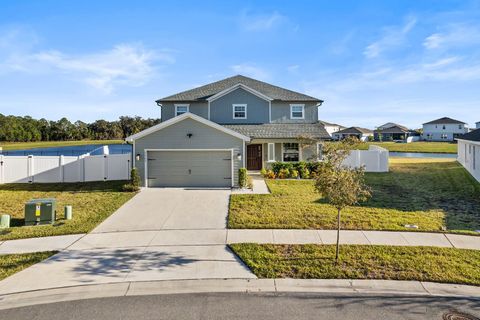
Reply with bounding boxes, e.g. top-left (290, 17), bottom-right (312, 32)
top-left (239, 10), bottom-right (287, 31)
top-left (364, 16), bottom-right (417, 58)
top-left (0, 28), bottom-right (173, 94)
top-left (287, 64), bottom-right (300, 74)
top-left (423, 23), bottom-right (480, 50)
top-left (230, 63), bottom-right (270, 80)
